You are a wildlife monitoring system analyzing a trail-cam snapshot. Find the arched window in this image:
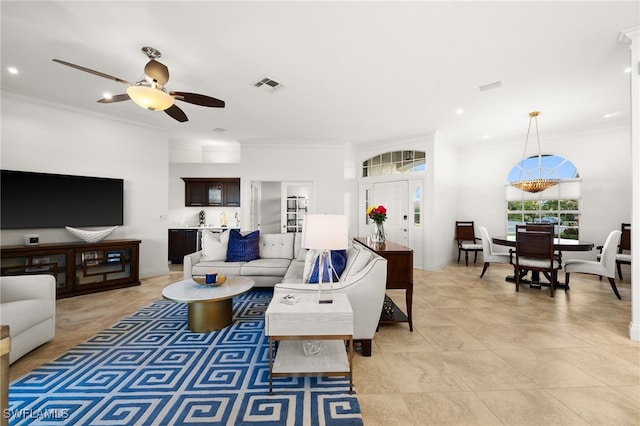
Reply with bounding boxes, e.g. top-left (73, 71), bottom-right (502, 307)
top-left (506, 155), bottom-right (581, 240)
top-left (362, 150), bottom-right (425, 177)
top-left (507, 154), bottom-right (579, 183)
